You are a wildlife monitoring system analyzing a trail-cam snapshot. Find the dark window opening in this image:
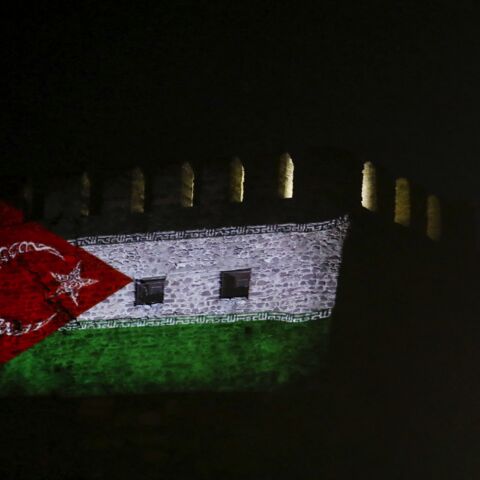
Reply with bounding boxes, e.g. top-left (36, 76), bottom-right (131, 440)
top-left (220, 269), bottom-right (251, 299)
top-left (135, 277), bottom-right (166, 305)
